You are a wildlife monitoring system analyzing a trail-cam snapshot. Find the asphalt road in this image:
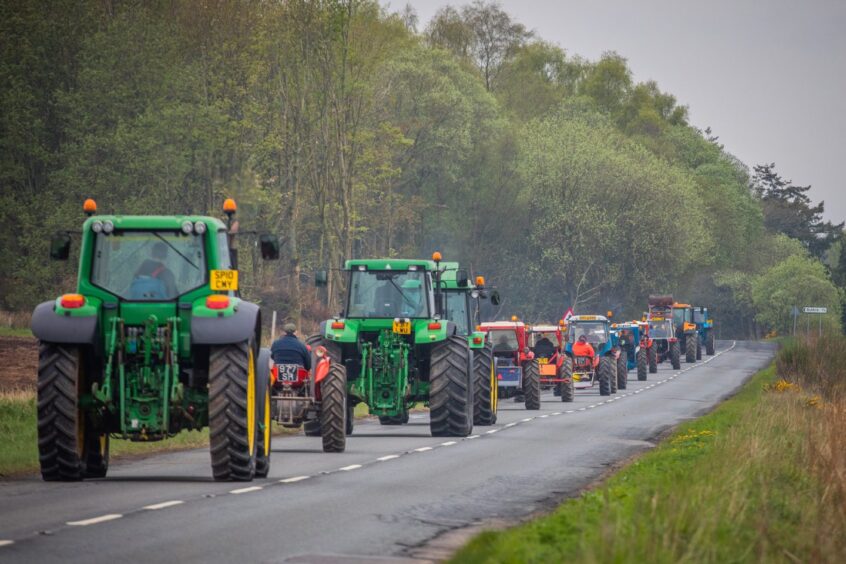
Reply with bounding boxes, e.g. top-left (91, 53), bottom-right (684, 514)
top-left (0, 340), bottom-right (775, 563)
